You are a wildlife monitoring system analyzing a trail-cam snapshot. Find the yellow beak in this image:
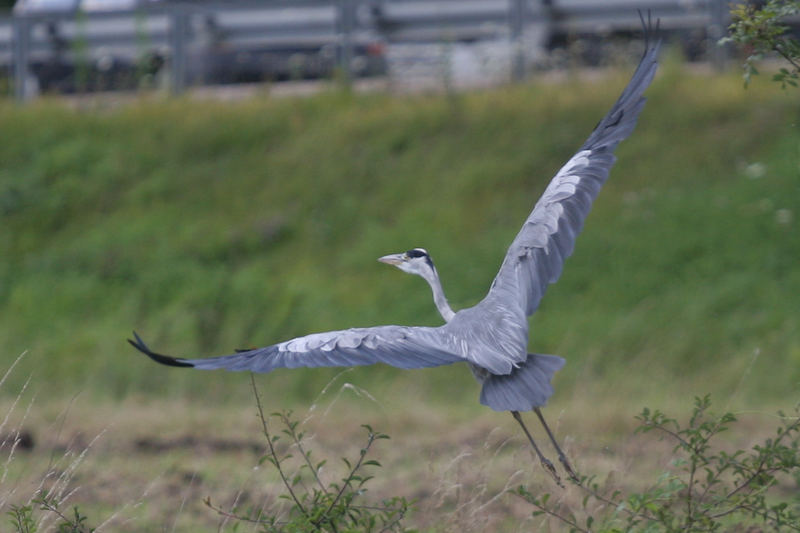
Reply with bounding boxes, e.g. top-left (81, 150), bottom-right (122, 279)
top-left (378, 253), bottom-right (404, 266)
